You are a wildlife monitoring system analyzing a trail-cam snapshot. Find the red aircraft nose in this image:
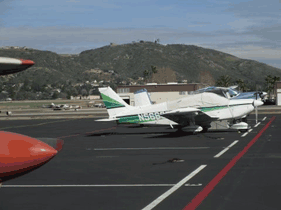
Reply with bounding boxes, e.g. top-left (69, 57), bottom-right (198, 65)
top-left (0, 131), bottom-right (59, 182)
top-left (20, 59), bottom-right (35, 66)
